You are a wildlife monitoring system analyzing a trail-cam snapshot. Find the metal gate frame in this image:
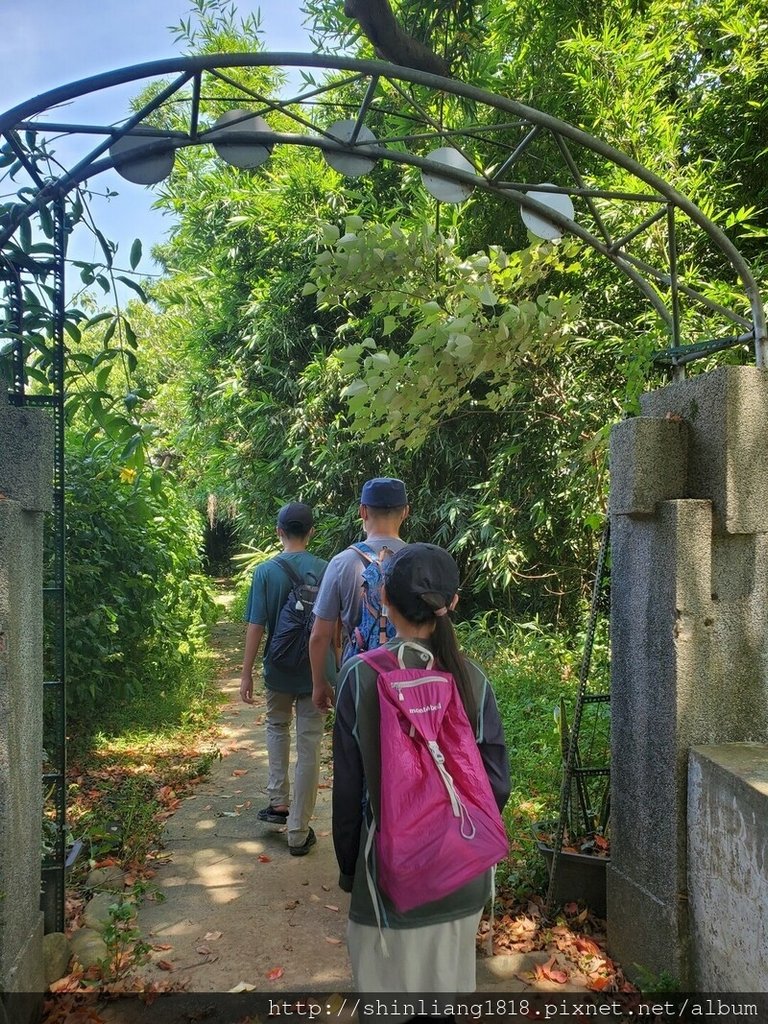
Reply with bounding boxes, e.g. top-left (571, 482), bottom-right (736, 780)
top-left (1, 52), bottom-right (765, 931)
